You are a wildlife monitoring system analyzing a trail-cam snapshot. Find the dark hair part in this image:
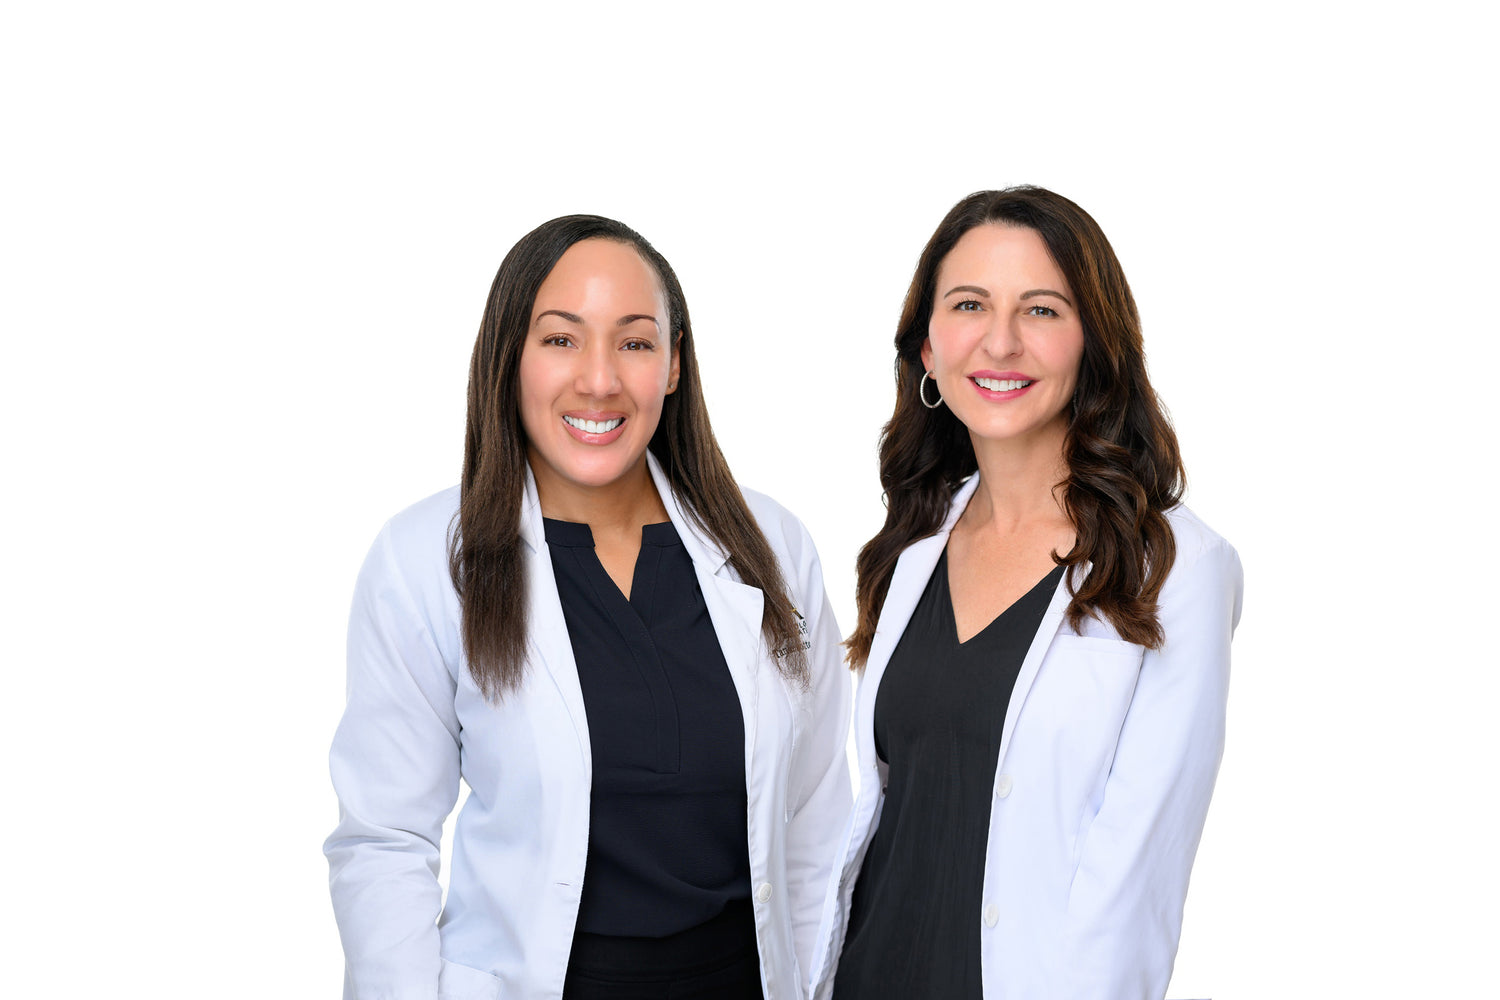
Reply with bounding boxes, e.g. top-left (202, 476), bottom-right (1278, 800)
top-left (846, 186), bottom-right (1184, 667)
top-left (450, 215), bottom-right (807, 698)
